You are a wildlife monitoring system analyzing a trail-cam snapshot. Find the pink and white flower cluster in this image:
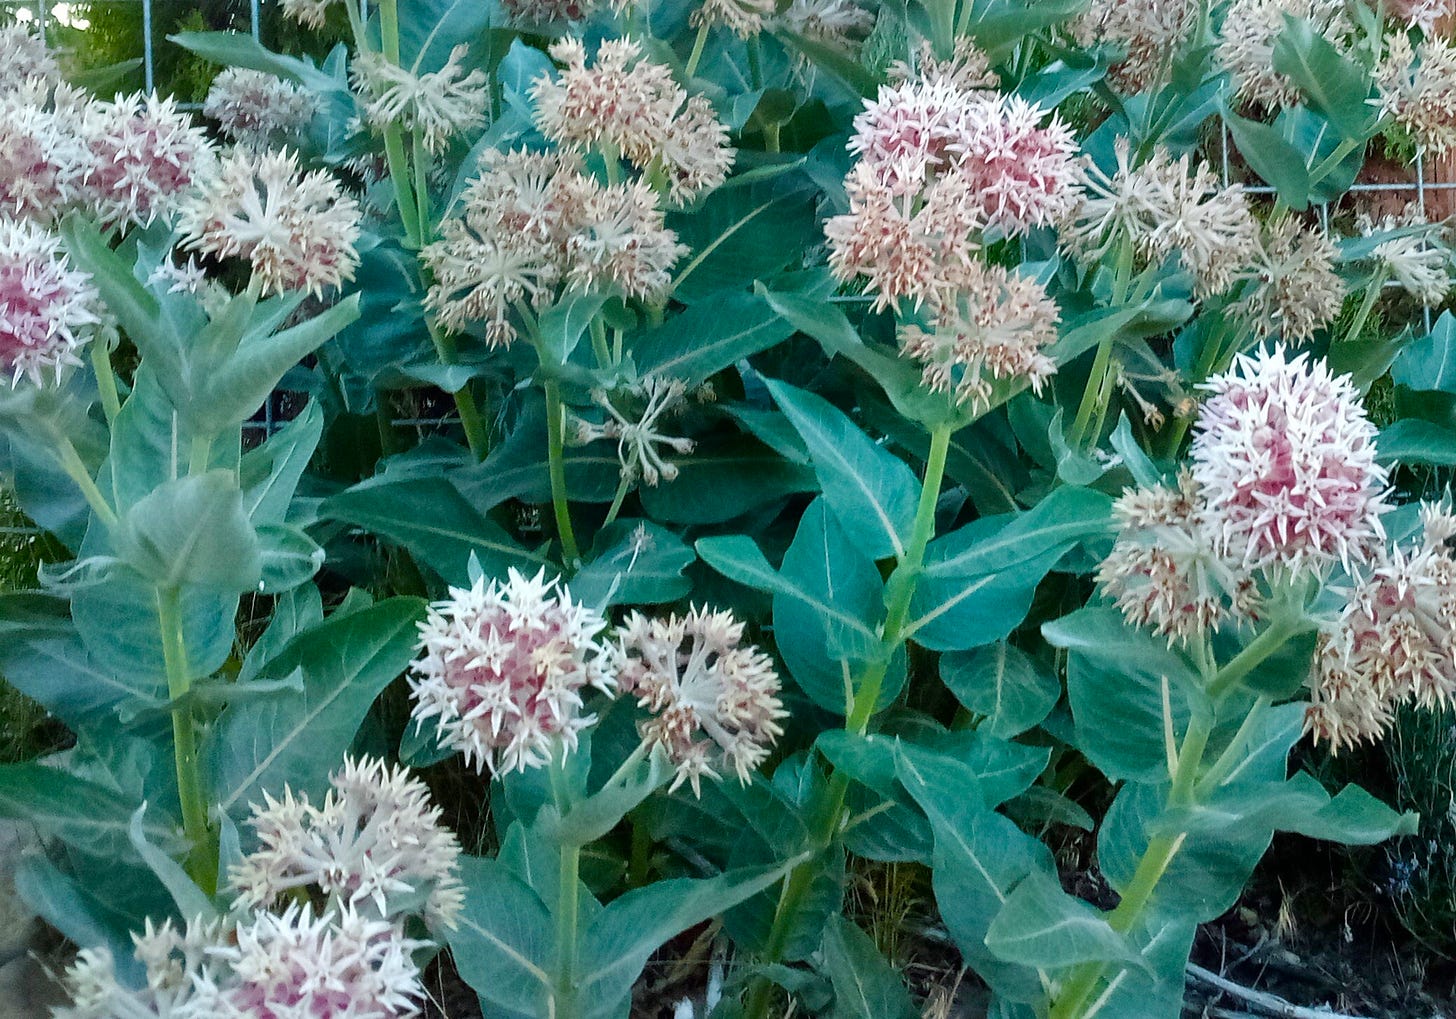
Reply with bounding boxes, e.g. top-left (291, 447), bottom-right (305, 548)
top-left (409, 568), bottom-right (786, 796)
top-left (825, 39), bottom-right (1078, 409)
top-left (57, 758), bottom-right (460, 1019)
top-left (1100, 347), bottom-right (1390, 642)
